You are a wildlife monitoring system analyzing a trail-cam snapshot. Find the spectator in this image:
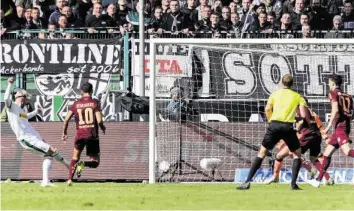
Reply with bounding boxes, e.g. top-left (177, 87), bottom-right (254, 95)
top-left (197, 0), bottom-right (209, 20)
top-left (325, 15), bottom-right (346, 38)
top-left (283, 0), bottom-right (295, 14)
top-left (290, 0), bottom-right (306, 30)
top-left (263, 0), bottom-right (282, 21)
top-left (212, 0), bottom-right (223, 16)
top-left (62, 6), bottom-right (84, 28)
top-left (238, 0), bottom-right (256, 30)
top-left (9, 5), bottom-right (25, 31)
top-left (161, 0), bottom-right (171, 14)
top-left (72, 0), bottom-right (93, 24)
top-left (308, 0), bottom-right (331, 30)
top-left (103, 3), bottom-right (119, 27)
top-left (47, 23), bottom-right (58, 39)
top-left (326, 0), bottom-right (343, 16)
top-left (30, 7), bottom-right (48, 29)
top-left (229, 12), bottom-right (243, 36)
top-left (23, 8), bottom-right (33, 30)
top-left (301, 23), bottom-right (311, 38)
top-left (182, 0), bottom-right (198, 23)
top-left (300, 12), bottom-right (309, 27)
top-left (116, 0), bottom-right (131, 22)
top-left (229, 1), bottom-right (238, 13)
top-left (219, 6), bottom-right (232, 30)
top-left (267, 11), bottom-right (276, 25)
top-left (195, 5), bottom-right (212, 31)
top-left (163, 0), bottom-right (192, 33)
top-left (126, 0), bottom-right (152, 30)
top-left (274, 12), bottom-right (294, 30)
top-left (14, 0), bottom-right (33, 10)
top-left (0, 9), bottom-right (9, 37)
top-left (210, 12), bottom-right (220, 32)
top-left (148, 6), bottom-right (165, 34)
top-left (342, 0), bottom-right (354, 29)
top-left (48, 0), bottom-right (67, 24)
top-left (86, 2), bottom-right (108, 30)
